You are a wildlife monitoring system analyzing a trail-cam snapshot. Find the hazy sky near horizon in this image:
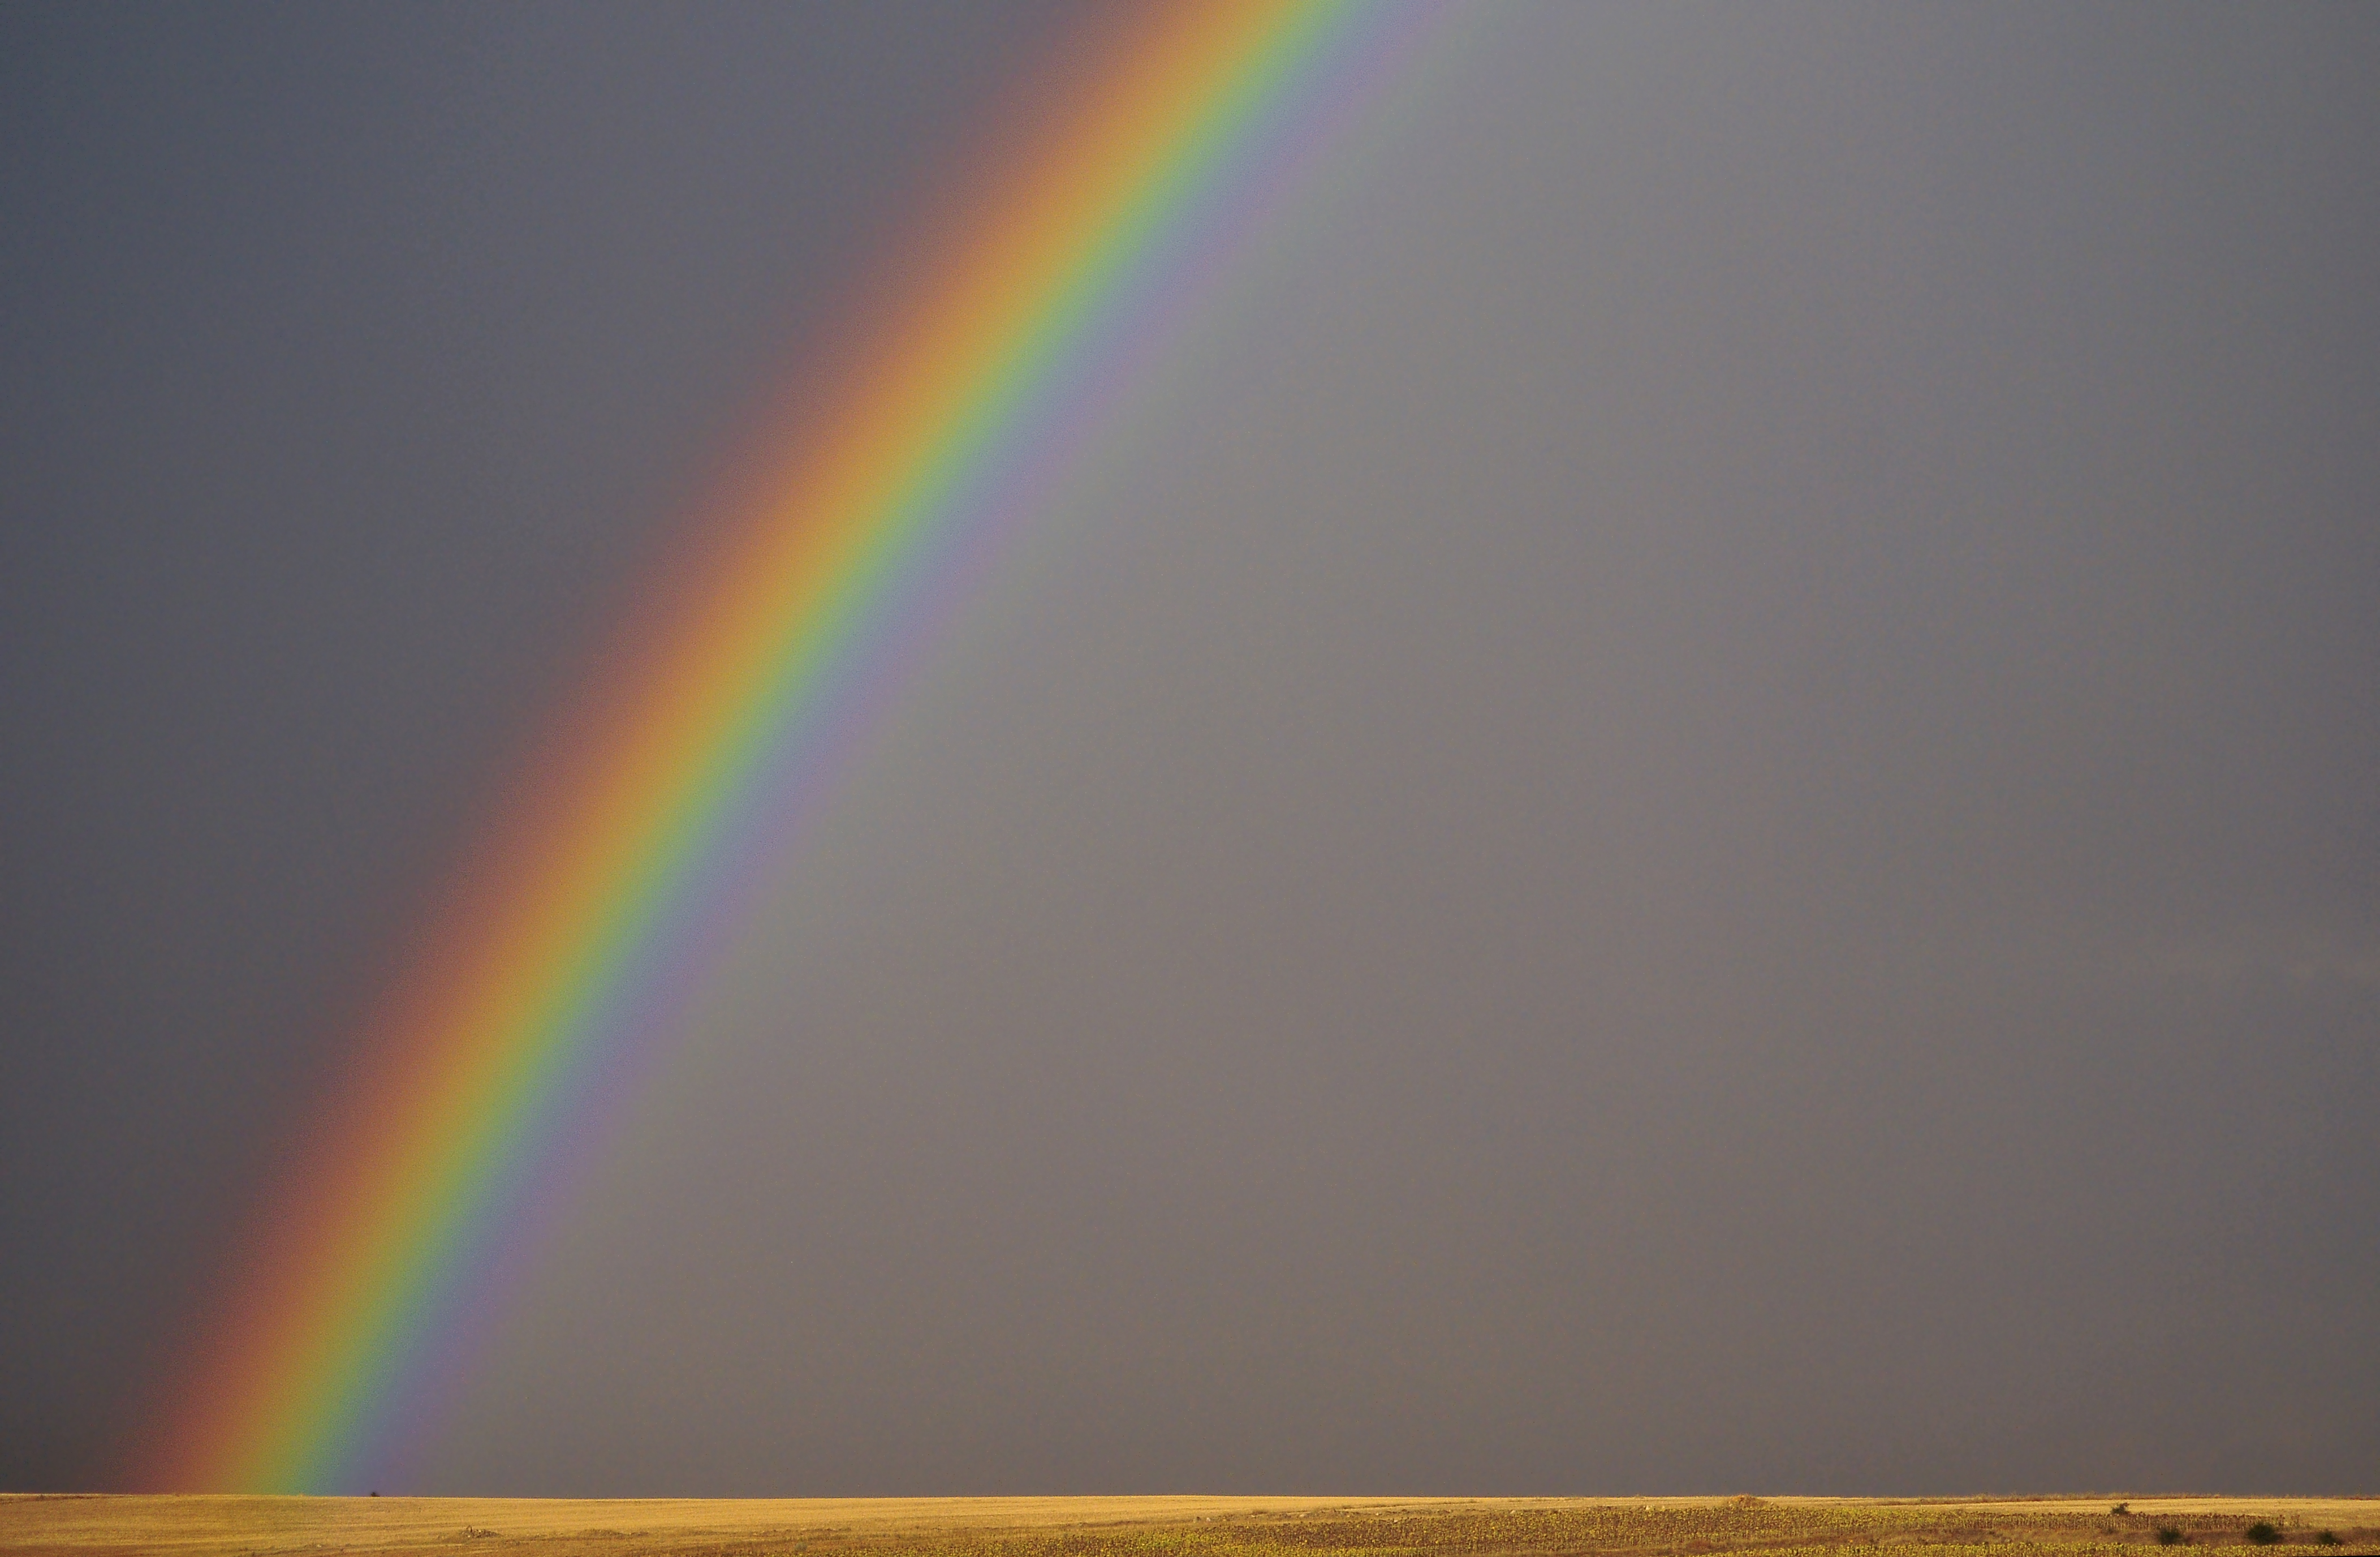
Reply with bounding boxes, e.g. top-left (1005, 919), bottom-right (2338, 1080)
top-left (4, 2), bottom-right (2377, 1496)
